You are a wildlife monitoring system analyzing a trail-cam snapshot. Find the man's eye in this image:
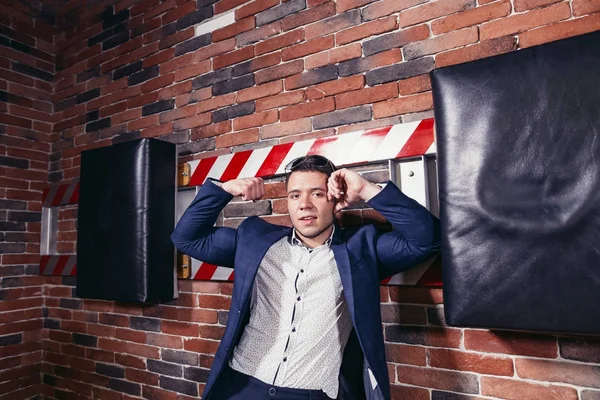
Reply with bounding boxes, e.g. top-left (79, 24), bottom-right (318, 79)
top-left (290, 194), bottom-right (299, 200)
top-left (313, 192), bottom-right (323, 197)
